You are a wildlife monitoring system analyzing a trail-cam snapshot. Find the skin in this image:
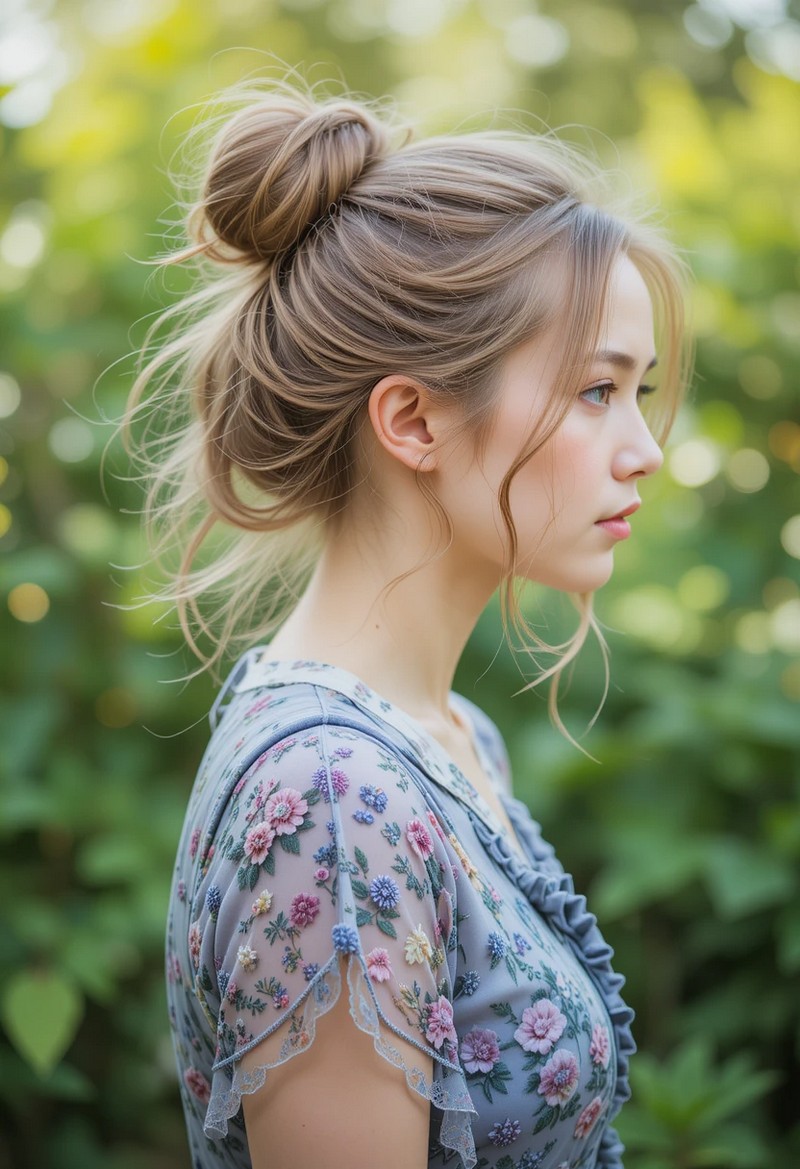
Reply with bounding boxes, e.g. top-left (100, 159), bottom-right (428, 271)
top-left (242, 253), bottom-right (664, 1168)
